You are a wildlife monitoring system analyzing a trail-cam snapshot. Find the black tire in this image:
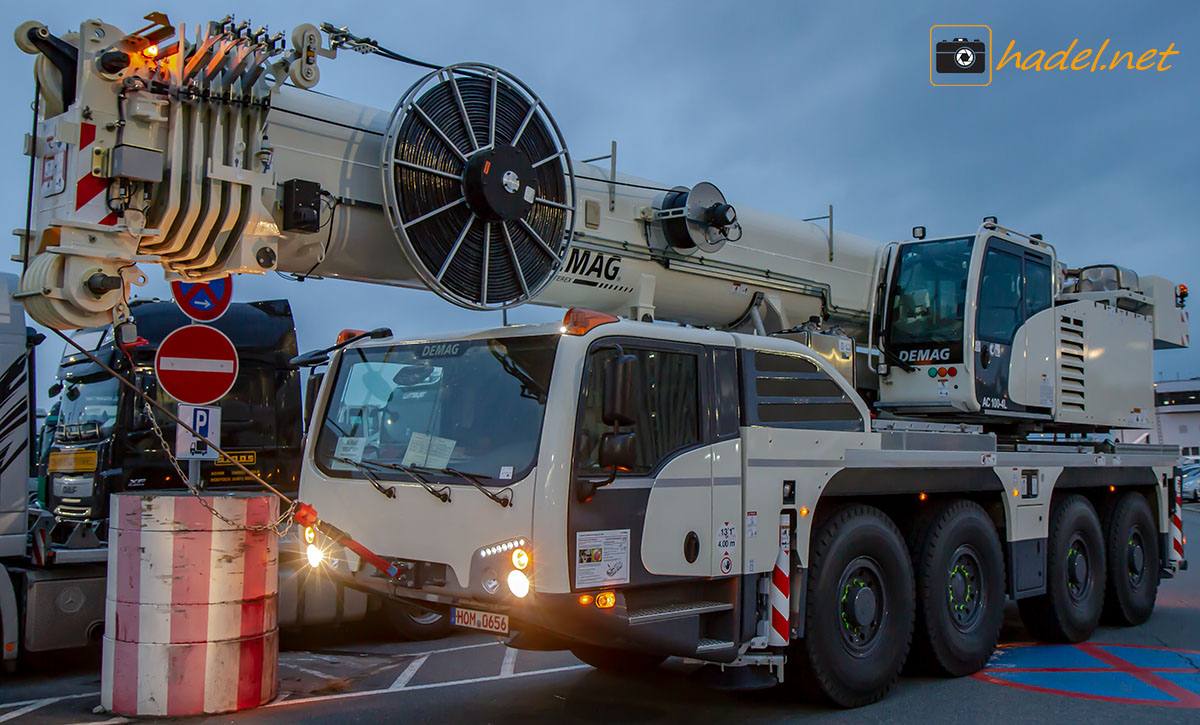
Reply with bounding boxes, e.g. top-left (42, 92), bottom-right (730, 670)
top-left (909, 500), bottom-right (1006, 677)
top-left (1102, 492), bottom-right (1159, 626)
top-left (570, 644), bottom-right (665, 672)
top-left (788, 505), bottom-right (915, 708)
top-left (384, 600), bottom-right (452, 640)
top-left (1017, 495), bottom-right (1107, 643)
